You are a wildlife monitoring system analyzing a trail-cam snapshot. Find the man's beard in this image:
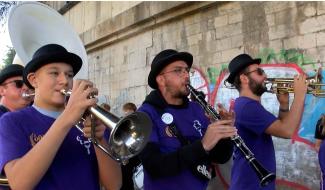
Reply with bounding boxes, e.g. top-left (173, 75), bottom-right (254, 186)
top-left (248, 76), bottom-right (267, 96)
top-left (166, 84), bottom-right (189, 99)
